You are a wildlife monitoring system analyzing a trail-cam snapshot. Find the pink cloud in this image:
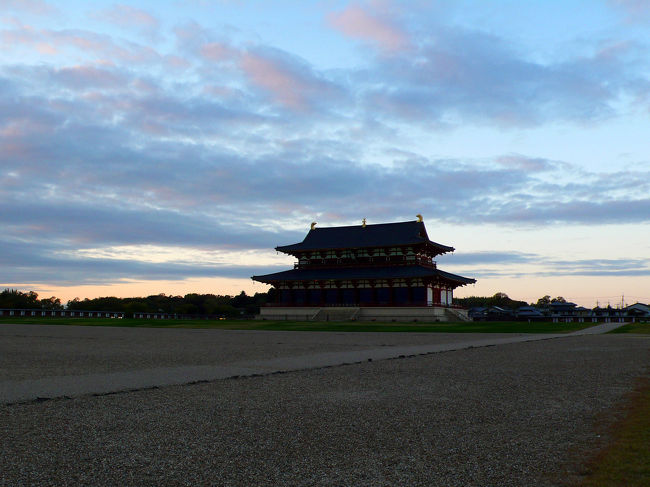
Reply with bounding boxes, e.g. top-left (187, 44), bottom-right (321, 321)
top-left (200, 42), bottom-right (235, 62)
top-left (51, 31), bottom-right (160, 63)
top-left (84, 36), bottom-right (158, 64)
top-left (0, 22), bottom-right (48, 48)
top-left (328, 3), bottom-right (409, 52)
top-left (98, 4), bottom-right (159, 31)
top-left (240, 52), bottom-right (311, 109)
top-left (1, 23), bottom-right (161, 64)
top-left (595, 40), bottom-right (632, 61)
top-left (35, 42), bottom-right (57, 54)
top-left (166, 54), bottom-right (189, 66)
